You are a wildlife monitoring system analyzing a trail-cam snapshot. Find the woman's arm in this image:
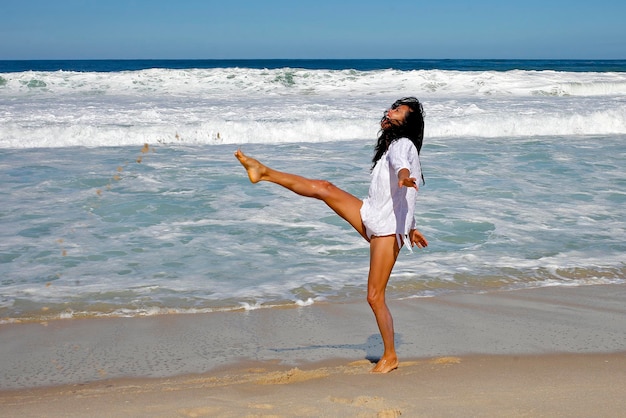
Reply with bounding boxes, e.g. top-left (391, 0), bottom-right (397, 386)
top-left (398, 167), bottom-right (426, 248)
top-left (397, 168), bottom-right (418, 190)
